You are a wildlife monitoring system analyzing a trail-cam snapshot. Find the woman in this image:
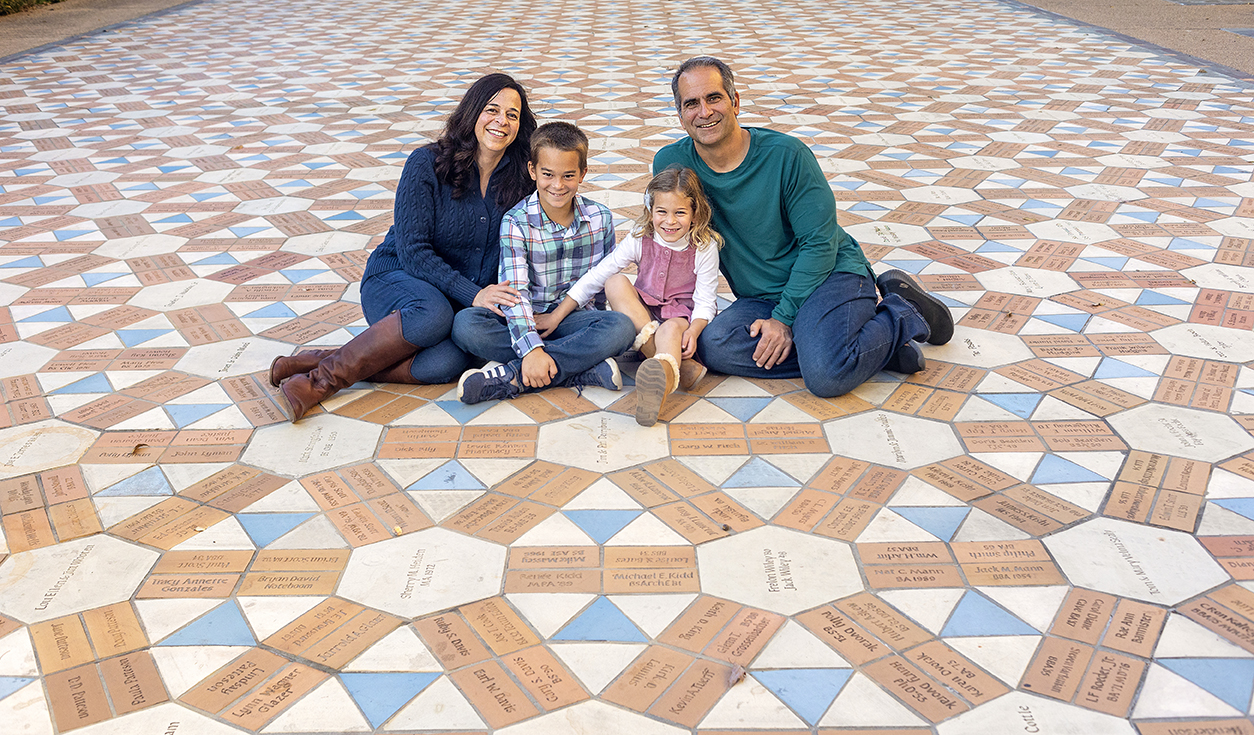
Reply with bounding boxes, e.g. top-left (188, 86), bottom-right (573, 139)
top-left (271, 73), bottom-right (538, 421)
